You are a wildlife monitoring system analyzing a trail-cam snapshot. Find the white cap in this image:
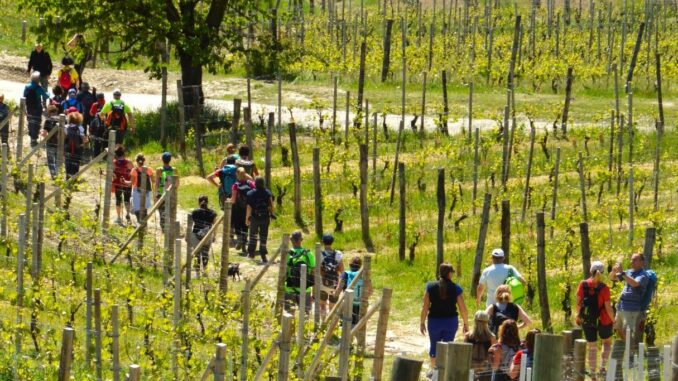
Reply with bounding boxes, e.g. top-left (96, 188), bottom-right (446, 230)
top-left (31, 71), bottom-right (41, 81)
top-left (491, 248), bottom-right (505, 258)
top-left (590, 261), bottom-right (605, 275)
